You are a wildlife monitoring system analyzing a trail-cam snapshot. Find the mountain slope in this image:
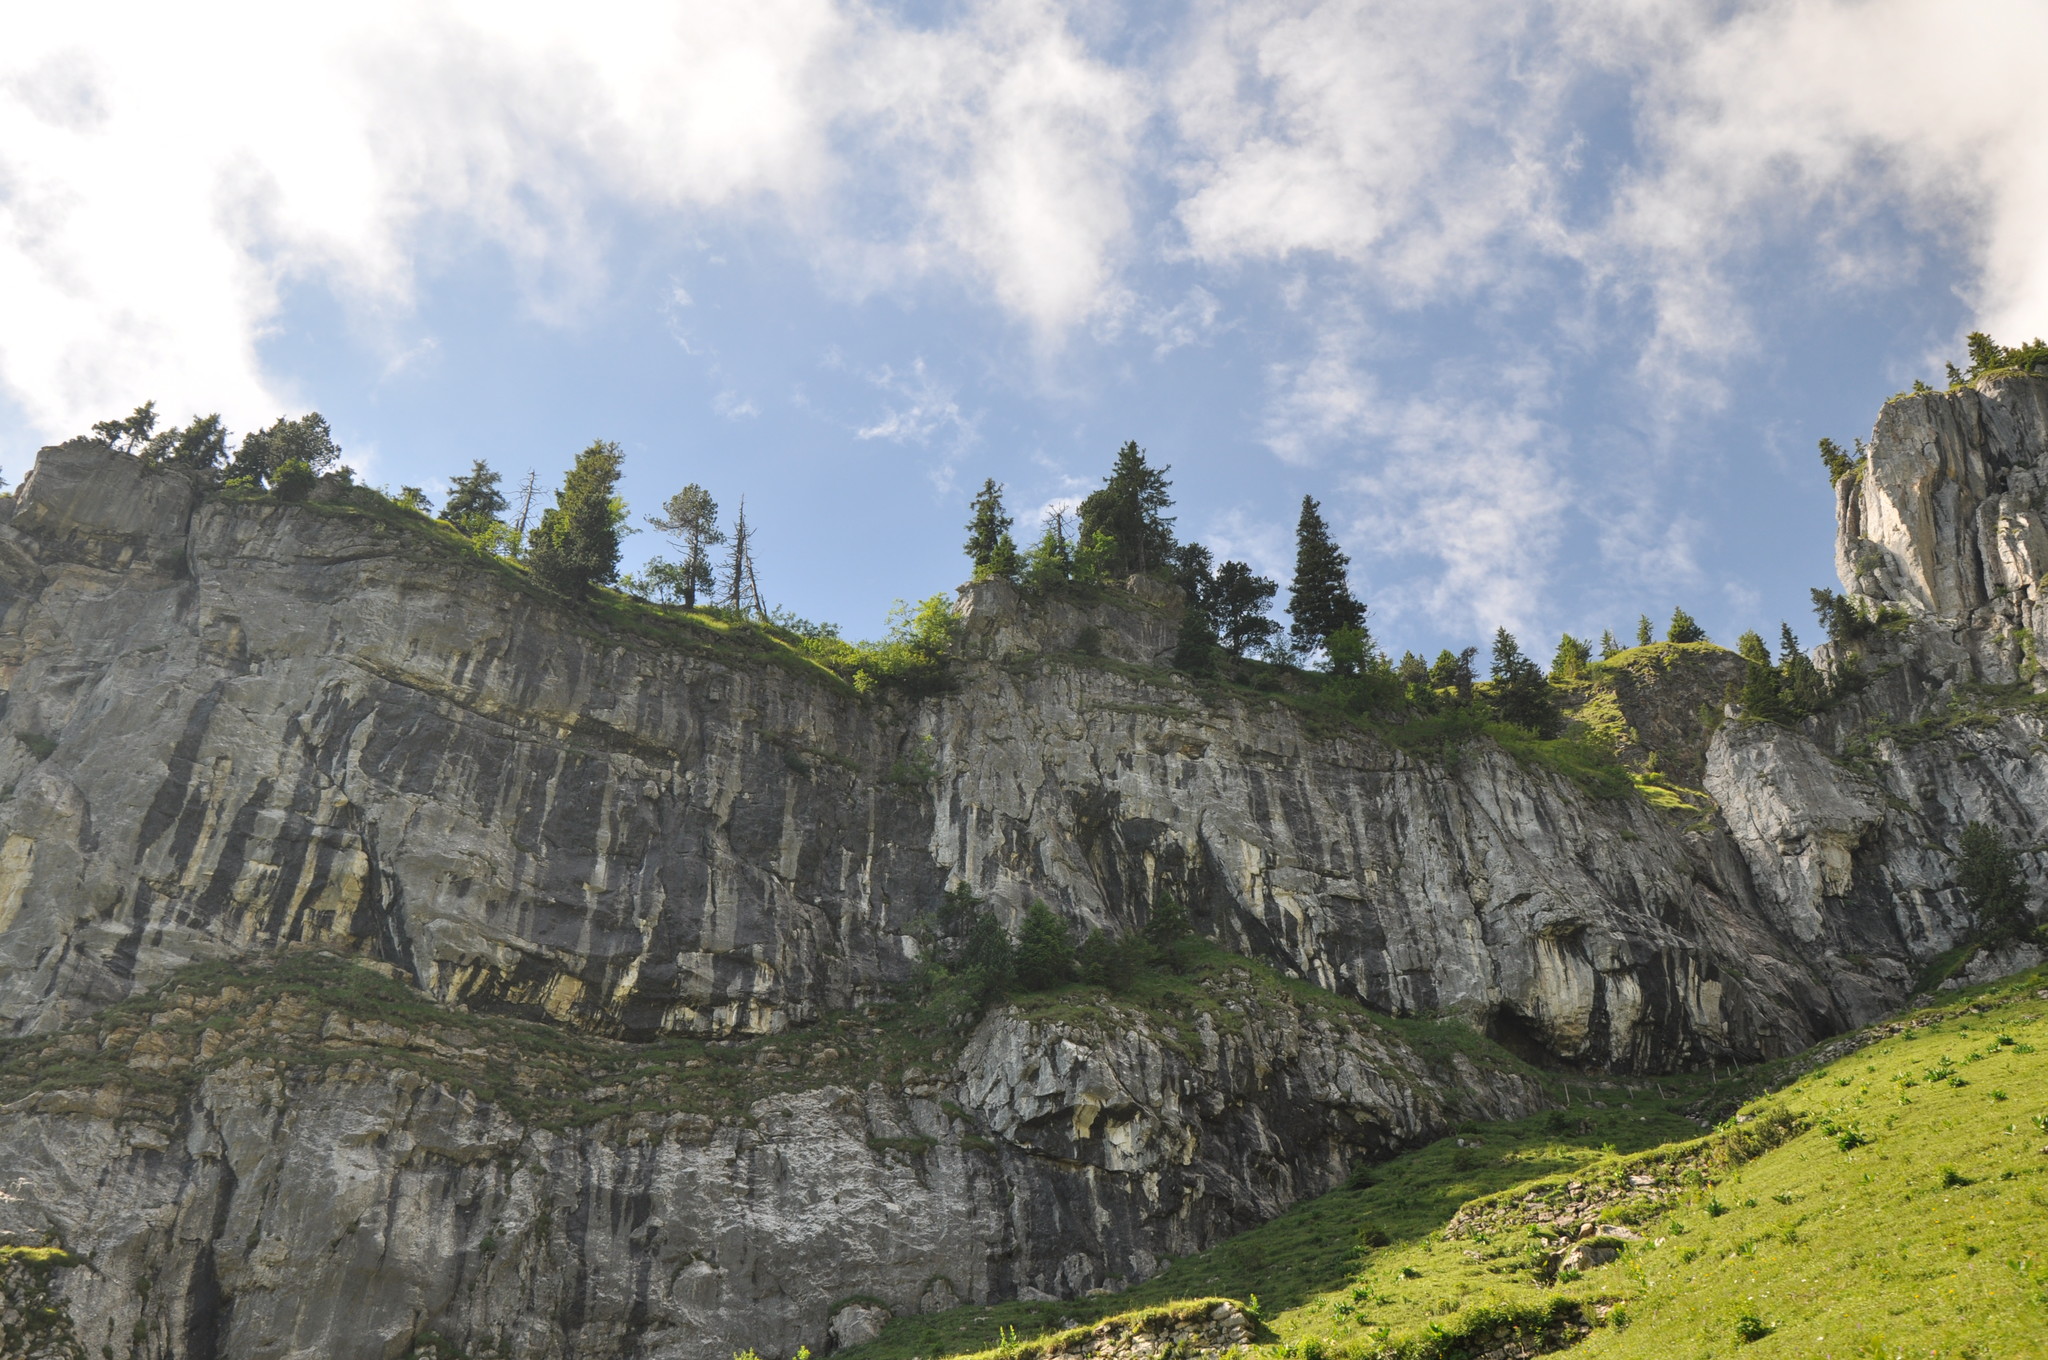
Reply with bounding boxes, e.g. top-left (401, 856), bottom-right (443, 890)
top-left (843, 965), bottom-right (2048, 1360)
